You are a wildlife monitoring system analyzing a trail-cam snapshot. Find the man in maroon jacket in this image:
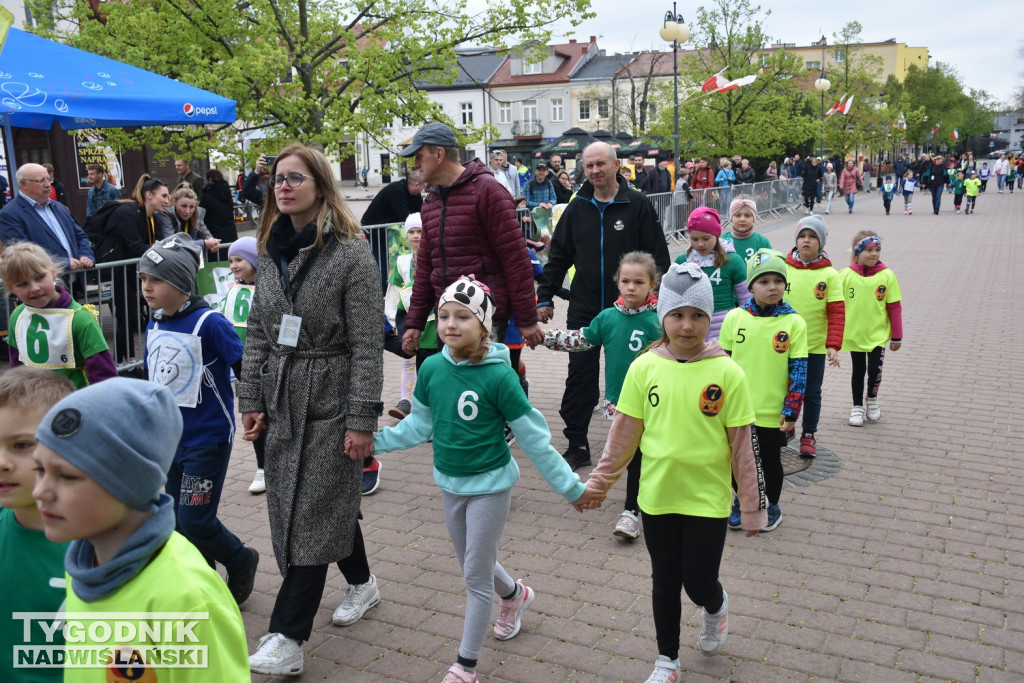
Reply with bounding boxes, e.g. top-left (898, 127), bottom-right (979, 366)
top-left (399, 123), bottom-right (542, 367)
